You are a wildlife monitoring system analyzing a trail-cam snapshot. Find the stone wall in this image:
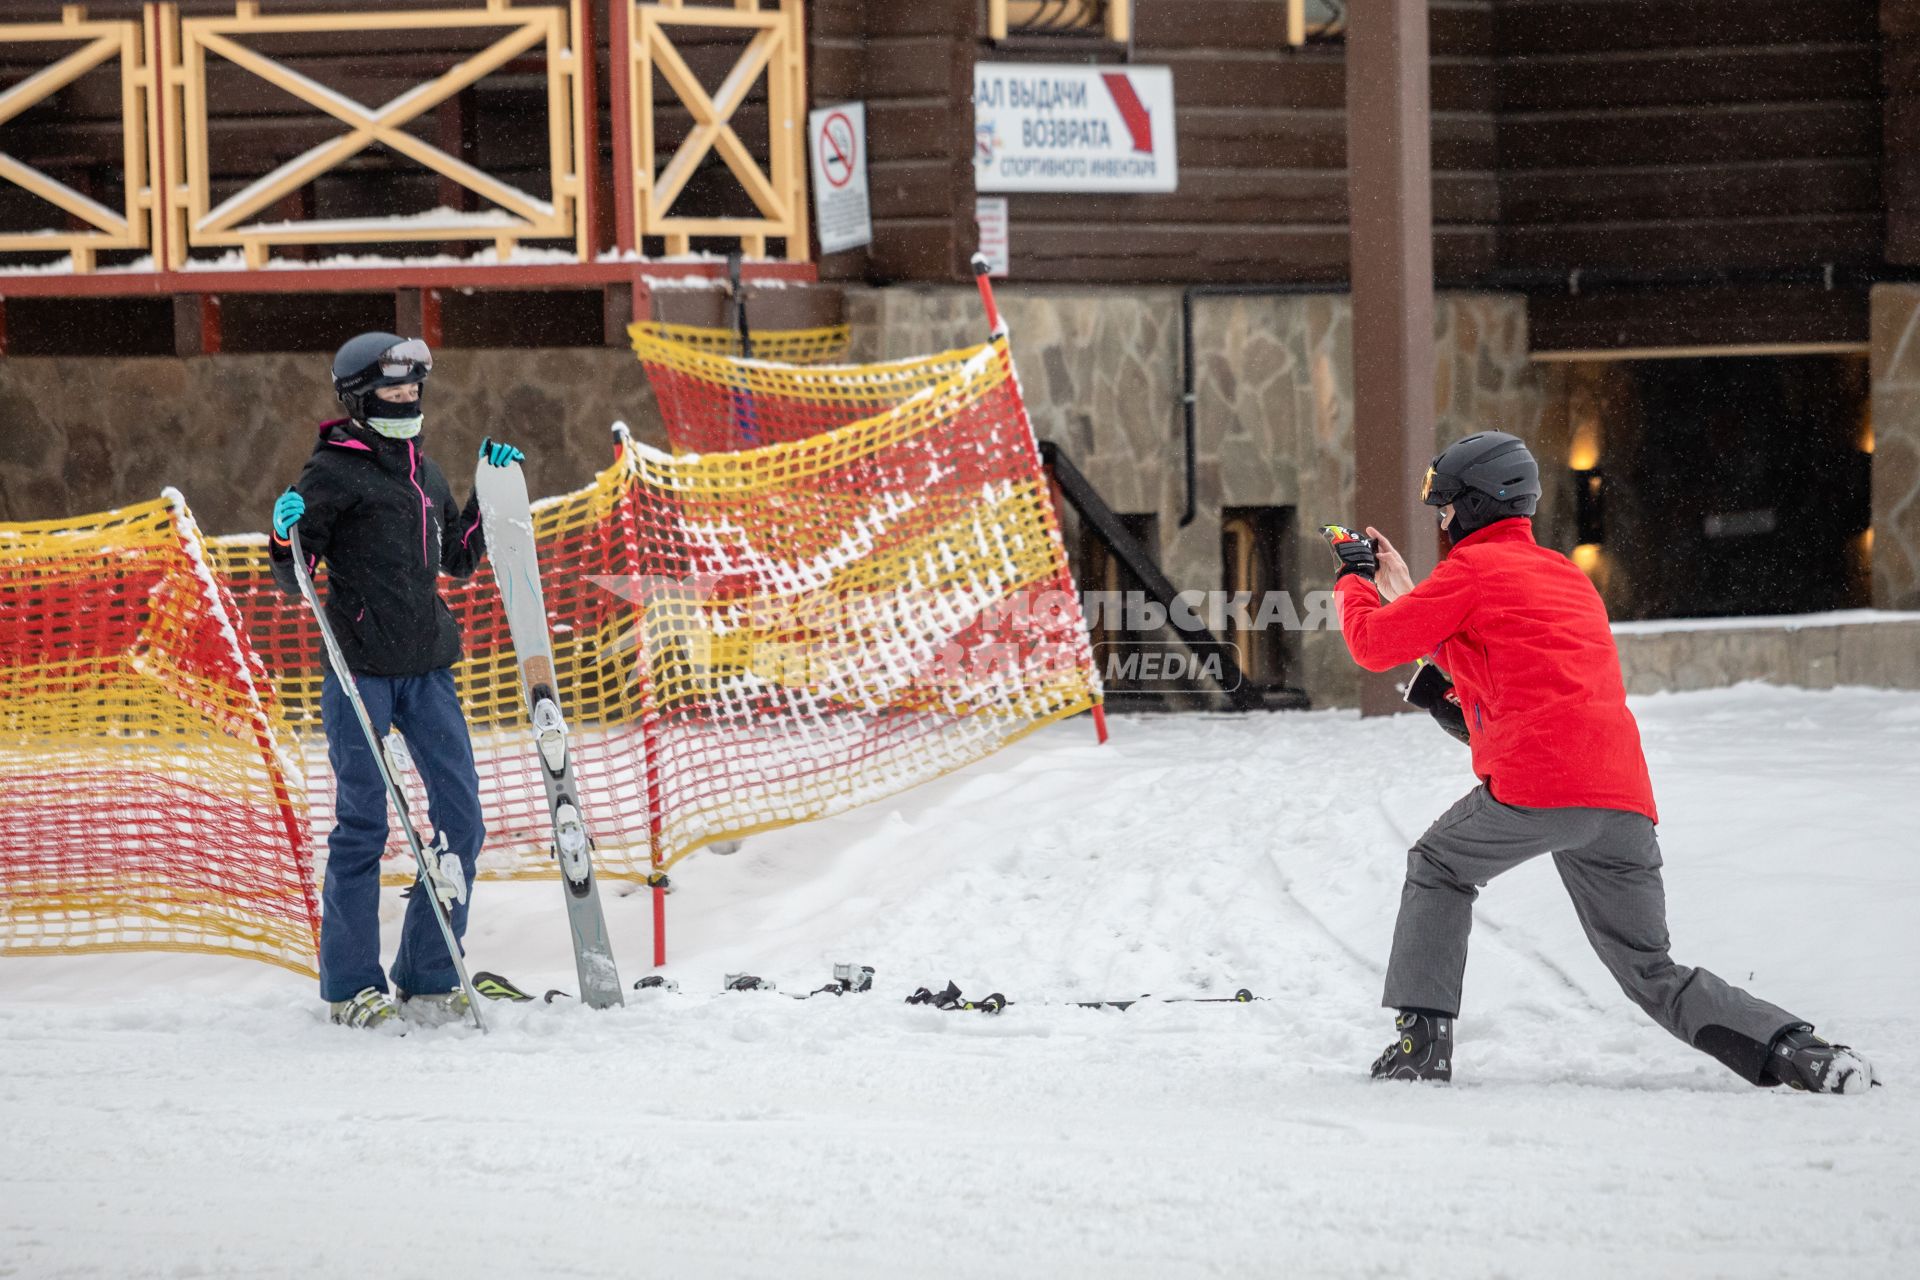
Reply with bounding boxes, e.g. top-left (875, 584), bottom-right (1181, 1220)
top-left (1871, 285), bottom-right (1920, 610)
top-left (849, 285), bottom-right (1543, 707)
top-left (1613, 615), bottom-right (1920, 693)
top-left (0, 349), bottom-right (667, 536)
